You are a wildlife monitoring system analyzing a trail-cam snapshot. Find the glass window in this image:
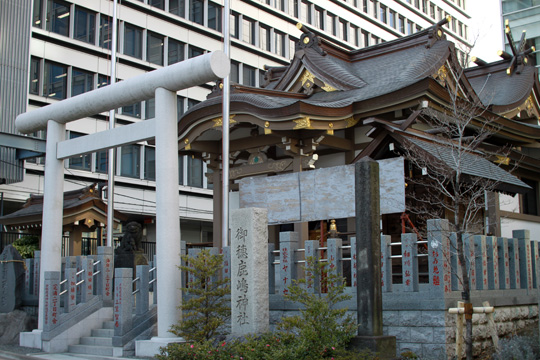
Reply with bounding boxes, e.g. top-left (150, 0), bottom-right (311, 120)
top-left (407, 20), bottom-right (413, 35)
top-left (371, 0), bottom-right (377, 18)
top-left (189, 0), bottom-right (203, 24)
top-left (33, 0), bottom-right (43, 27)
top-left (350, 25), bottom-right (359, 46)
top-left (177, 96), bottom-right (185, 120)
top-left (187, 156), bottom-right (203, 187)
top-left (260, 25), bottom-right (271, 51)
top-left (97, 74), bottom-right (110, 88)
top-left (429, 3), bottom-right (435, 19)
top-left (145, 98), bottom-right (155, 119)
top-left (300, 0), bottom-right (311, 24)
top-left (362, 0), bottom-right (368, 12)
top-left (99, 15), bottom-right (112, 49)
top-left (147, 31), bottom-right (164, 65)
top-left (72, 68), bottom-right (93, 96)
top-left (379, 4), bottom-right (387, 23)
top-left (30, 57), bottom-right (40, 95)
top-left (314, 7), bottom-right (323, 29)
top-left (389, 9), bottom-right (396, 28)
top-left (242, 64), bottom-right (256, 86)
top-left (96, 150), bottom-right (108, 173)
top-left (398, 15), bottom-right (405, 33)
top-left (230, 12), bottom-right (240, 39)
top-left (43, 61), bottom-right (67, 99)
top-left (230, 61), bottom-right (239, 83)
top-left (188, 98), bottom-right (200, 108)
top-left (414, 0), bottom-right (420, 8)
top-left (121, 144), bottom-right (141, 178)
top-left (46, 0), bottom-right (70, 36)
top-left (170, 0), bottom-right (185, 17)
top-left (208, 2), bottom-right (222, 32)
top-left (168, 38), bottom-right (185, 65)
top-left (178, 155), bottom-right (184, 185)
top-left (362, 29), bottom-right (369, 47)
top-left (242, 18), bottom-right (255, 45)
top-left (69, 132), bottom-right (91, 170)
top-left (188, 45), bottom-right (204, 58)
top-left (340, 20), bottom-right (347, 41)
top-left (149, 0), bottom-right (165, 10)
top-left (144, 146), bottom-right (156, 180)
top-left (124, 23), bottom-right (143, 59)
top-left (74, 7), bottom-right (95, 44)
top-left (326, 13), bottom-right (335, 35)
top-left (422, 0), bottom-right (428, 13)
top-left (275, 31), bottom-right (285, 56)
top-left (122, 102), bottom-right (141, 118)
